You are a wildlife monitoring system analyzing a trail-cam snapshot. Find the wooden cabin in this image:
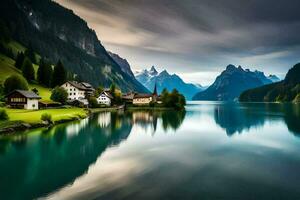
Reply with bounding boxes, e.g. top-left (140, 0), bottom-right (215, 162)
top-left (6, 90), bottom-right (41, 110)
